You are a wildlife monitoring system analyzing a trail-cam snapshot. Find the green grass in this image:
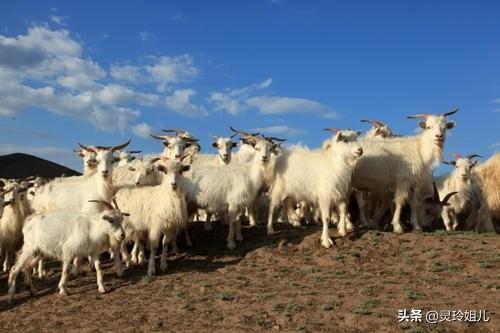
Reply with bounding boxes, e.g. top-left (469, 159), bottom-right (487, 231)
top-left (353, 299), bottom-right (381, 315)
